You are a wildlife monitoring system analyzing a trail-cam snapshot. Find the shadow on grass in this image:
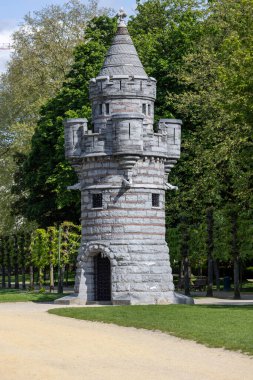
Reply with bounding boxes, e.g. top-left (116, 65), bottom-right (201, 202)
top-left (195, 304), bottom-right (253, 310)
top-left (0, 288), bottom-right (65, 303)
